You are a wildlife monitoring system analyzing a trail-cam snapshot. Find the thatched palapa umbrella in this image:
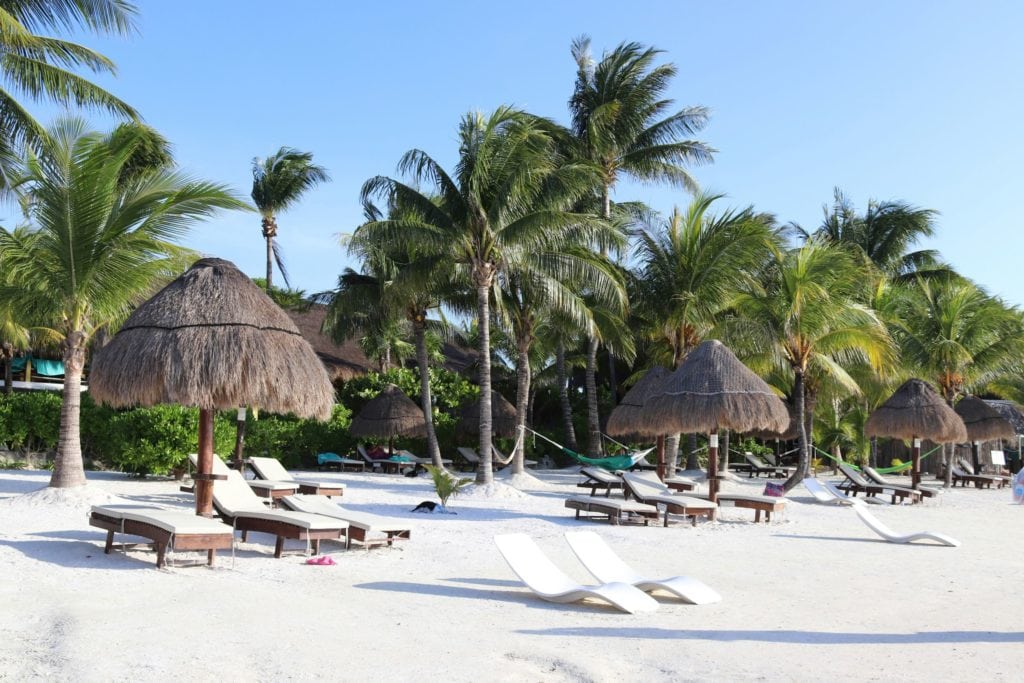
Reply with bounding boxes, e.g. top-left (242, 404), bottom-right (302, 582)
top-left (349, 384), bottom-right (426, 456)
top-left (607, 366), bottom-right (670, 477)
top-left (954, 395), bottom-right (1015, 473)
top-left (640, 340), bottom-right (789, 502)
top-left (865, 379), bottom-right (967, 489)
top-left (458, 390), bottom-right (517, 437)
top-left (90, 258), bottom-right (334, 516)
